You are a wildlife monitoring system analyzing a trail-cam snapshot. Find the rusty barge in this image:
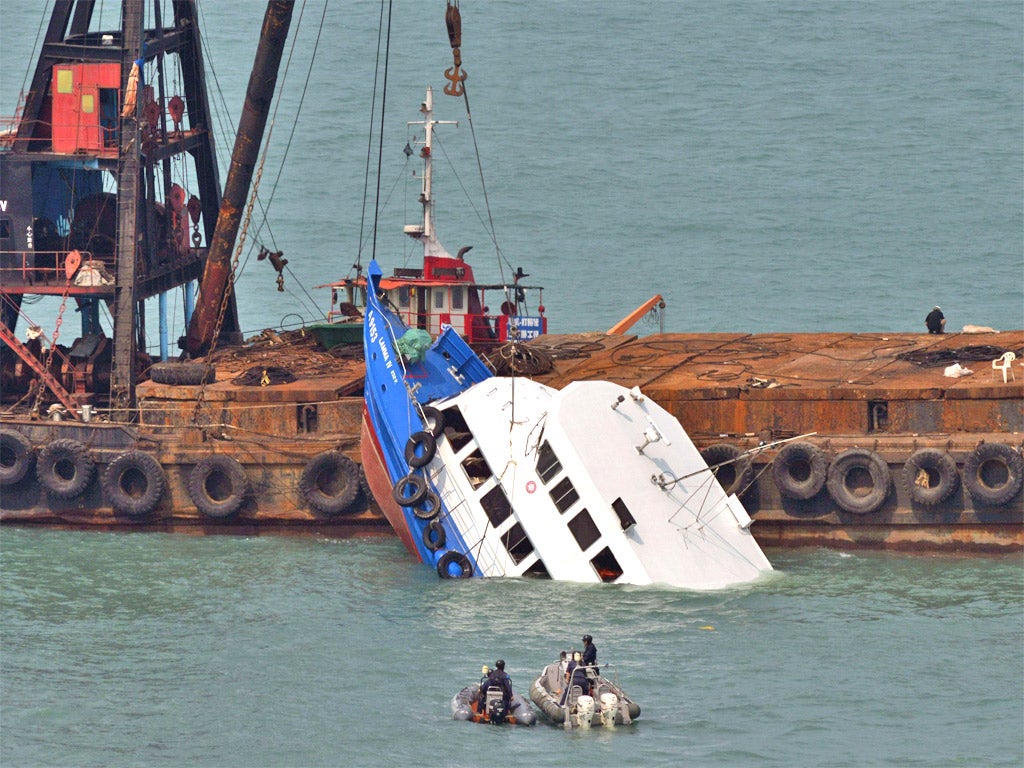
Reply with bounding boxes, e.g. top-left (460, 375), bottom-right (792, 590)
top-left (1, 1), bottom-right (1021, 553)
